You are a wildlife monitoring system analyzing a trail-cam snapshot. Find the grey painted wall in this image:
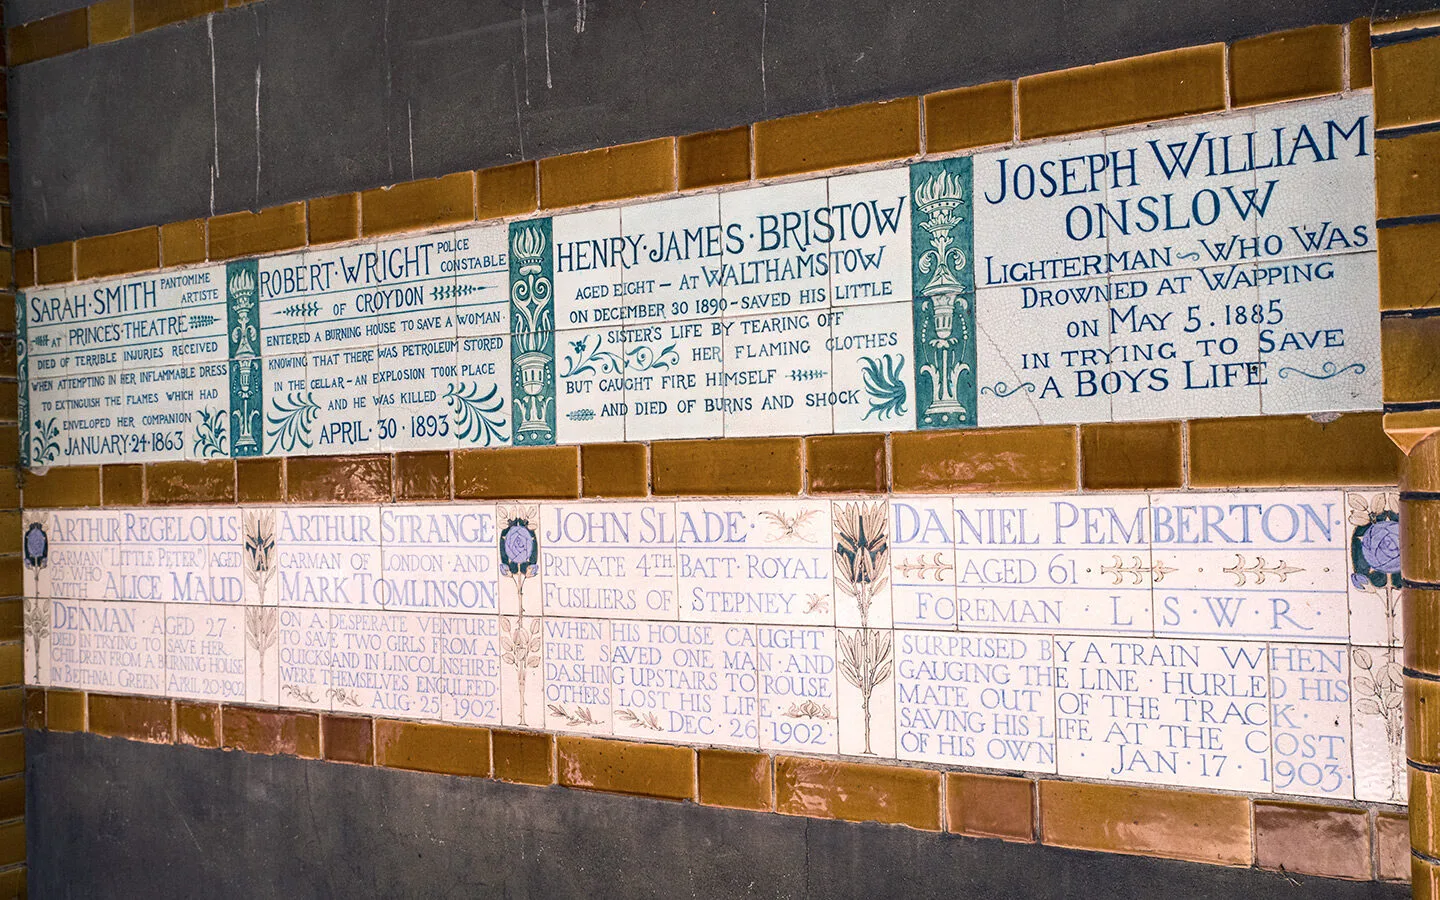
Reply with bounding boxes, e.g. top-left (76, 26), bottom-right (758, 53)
top-left (26, 730), bottom-right (1410, 900)
top-left (8, 0), bottom-right (1437, 248)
